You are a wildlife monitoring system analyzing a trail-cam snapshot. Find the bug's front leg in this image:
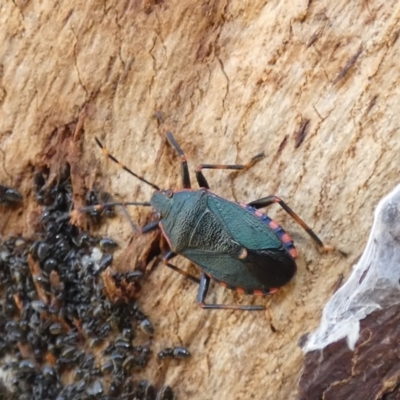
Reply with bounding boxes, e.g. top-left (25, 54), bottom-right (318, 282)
top-left (166, 132), bottom-right (191, 189)
top-left (157, 112), bottom-right (192, 189)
